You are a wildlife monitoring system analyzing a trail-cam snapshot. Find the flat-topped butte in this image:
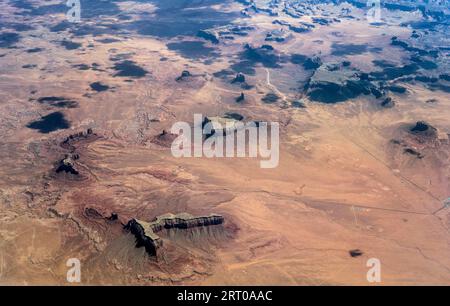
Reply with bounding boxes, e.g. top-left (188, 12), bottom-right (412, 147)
top-left (125, 213), bottom-right (224, 256)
